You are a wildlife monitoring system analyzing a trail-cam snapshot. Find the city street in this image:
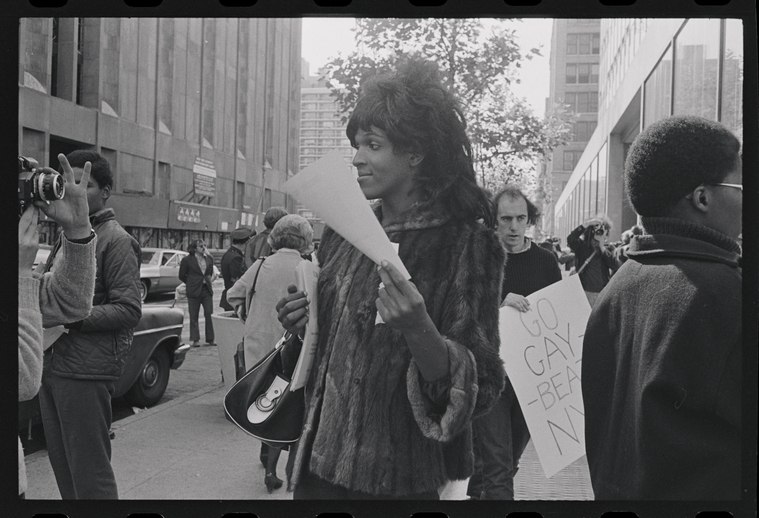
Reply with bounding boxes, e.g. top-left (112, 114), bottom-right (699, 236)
top-left (24, 279), bottom-right (594, 501)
